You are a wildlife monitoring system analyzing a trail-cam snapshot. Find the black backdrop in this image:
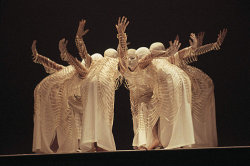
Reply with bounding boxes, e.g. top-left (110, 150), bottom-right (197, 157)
top-left (0, 0), bottom-right (249, 155)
